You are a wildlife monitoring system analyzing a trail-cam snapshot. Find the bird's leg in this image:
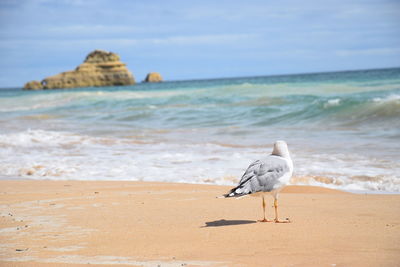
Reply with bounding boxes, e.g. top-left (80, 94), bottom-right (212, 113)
top-left (274, 198), bottom-right (290, 223)
top-left (258, 196), bottom-right (271, 222)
